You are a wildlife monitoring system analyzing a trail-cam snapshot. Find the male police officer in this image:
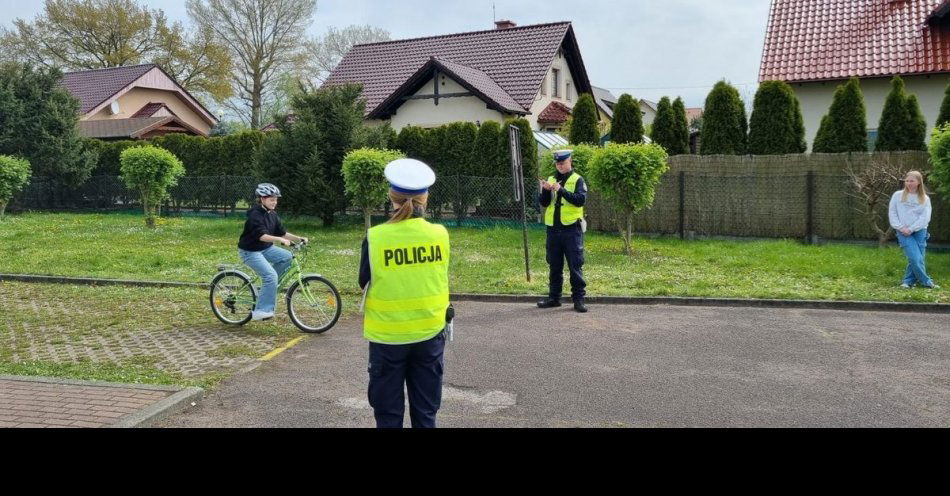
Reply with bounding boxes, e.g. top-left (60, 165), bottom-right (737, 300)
top-left (538, 150), bottom-right (588, 313)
